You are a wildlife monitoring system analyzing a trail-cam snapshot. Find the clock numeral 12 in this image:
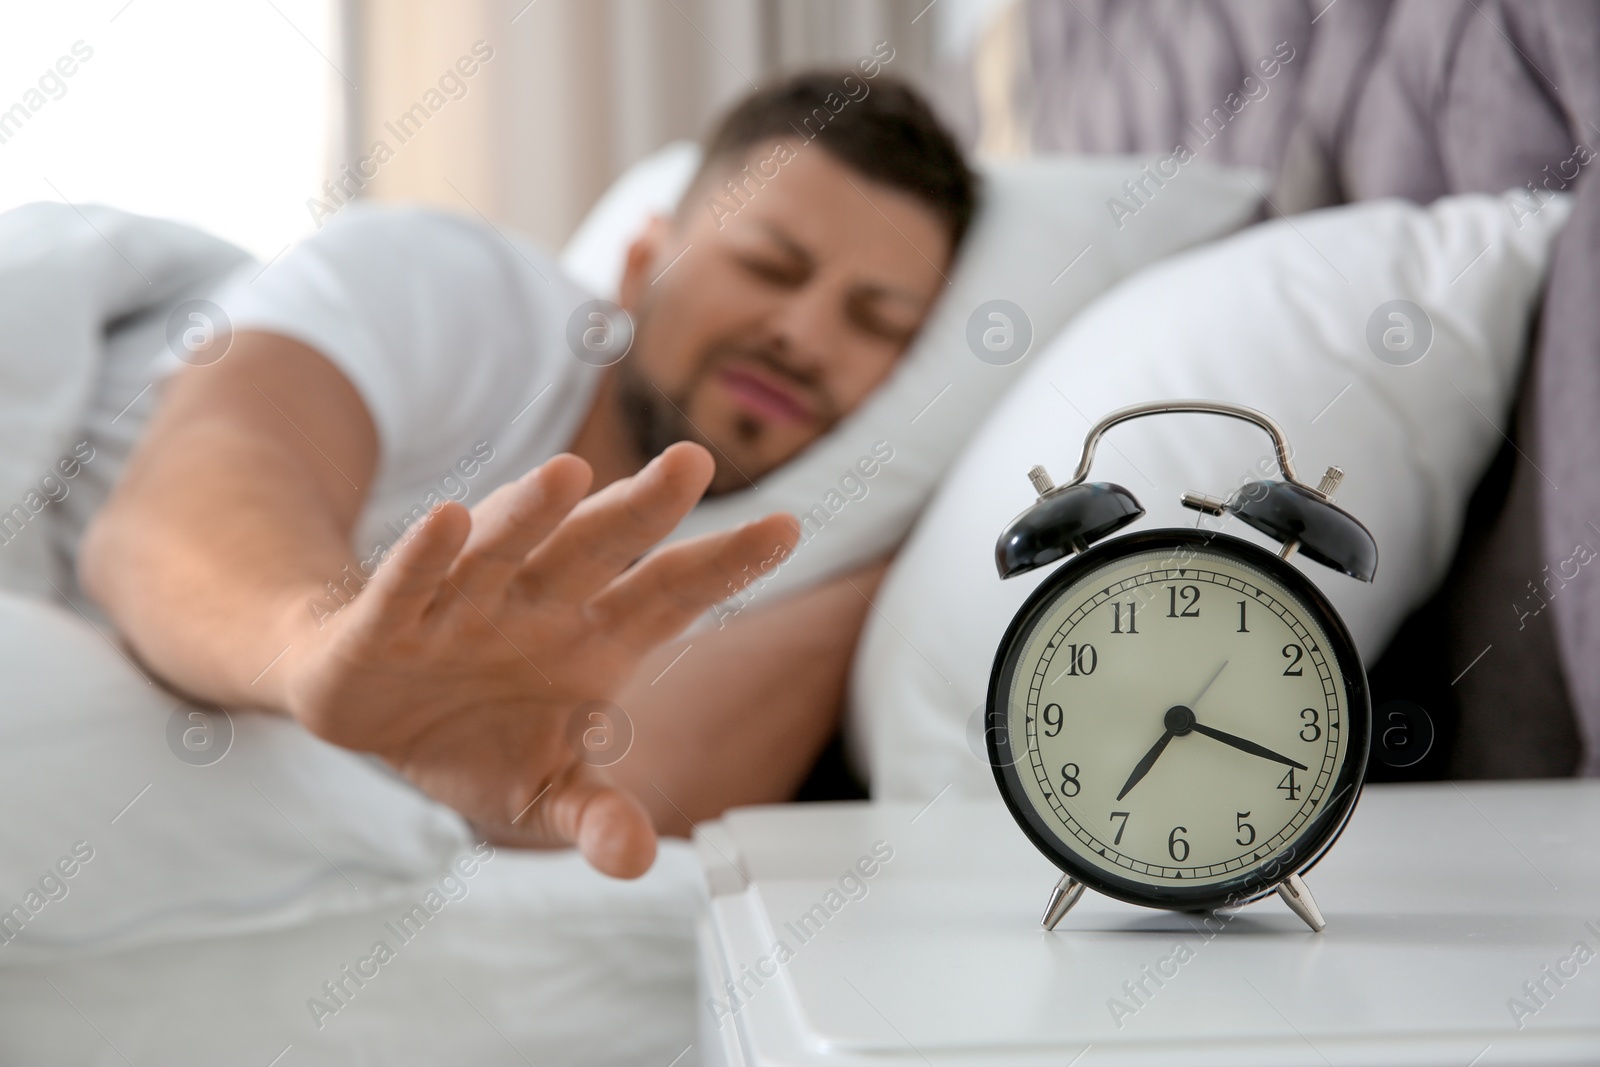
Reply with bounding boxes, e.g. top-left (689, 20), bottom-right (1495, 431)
top-left (1166, 584), bottom-right (1200, 618)
top-left (1110, 600), bottom-right (1138, 634)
